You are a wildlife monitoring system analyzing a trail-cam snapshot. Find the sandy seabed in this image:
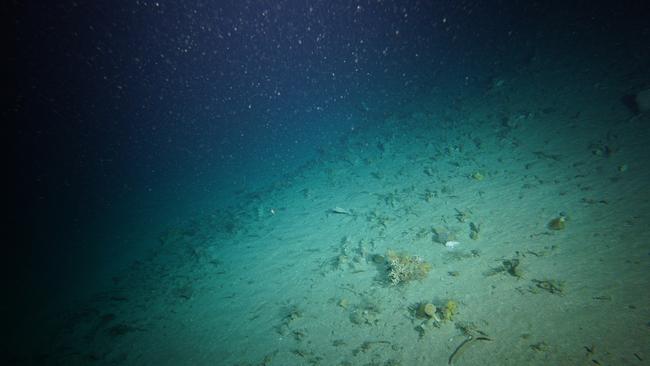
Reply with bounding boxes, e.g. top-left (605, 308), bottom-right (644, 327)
top-left (24, 51), bottom-right (650, 366)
